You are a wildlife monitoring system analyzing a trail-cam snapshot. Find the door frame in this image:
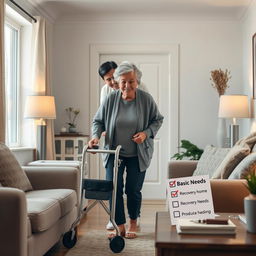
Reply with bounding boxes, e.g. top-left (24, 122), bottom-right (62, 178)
top-left (89, 44), bottom-right (180, 179)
